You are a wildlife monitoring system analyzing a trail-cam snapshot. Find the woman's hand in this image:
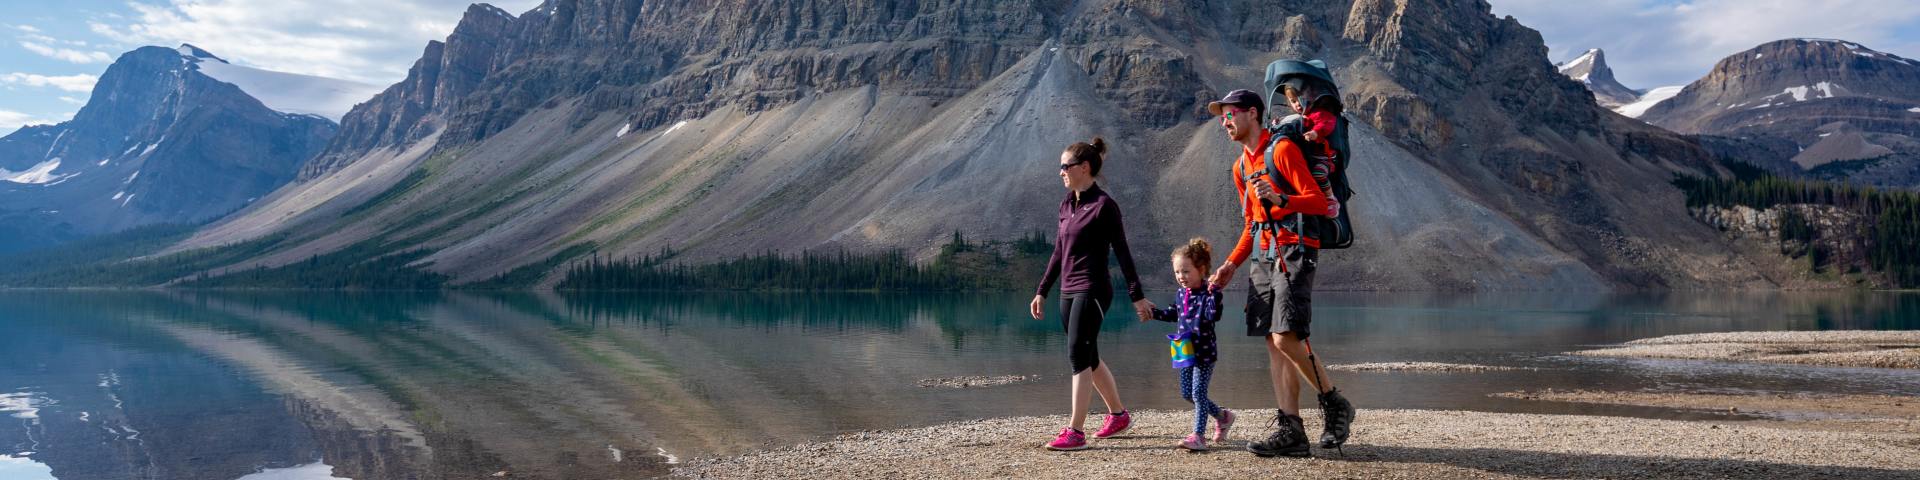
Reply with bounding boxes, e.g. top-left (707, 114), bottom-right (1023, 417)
top-left (1029, 295), bottom-right (1045, 320)
top-left (1133, 299), bottom-right (1155, 322)
top-left (1208, 262), bottom-right (1237, 290)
